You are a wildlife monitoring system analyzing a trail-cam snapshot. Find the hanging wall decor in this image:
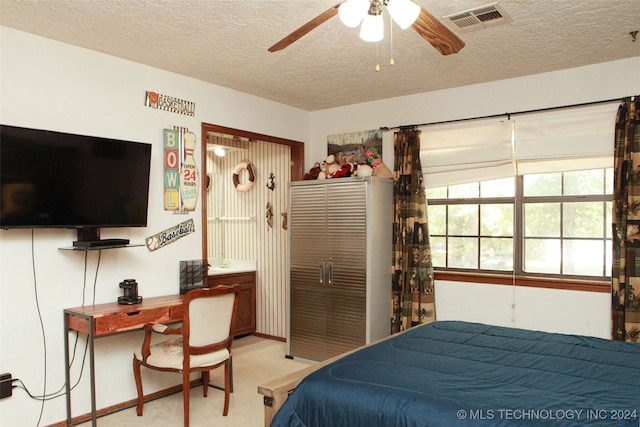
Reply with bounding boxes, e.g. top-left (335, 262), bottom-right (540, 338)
top-left (266, 202), bottom-right (274, 229)
top-left (146, 219), bottom-right (195, 252)
top-left (163, 129), bottom-right (180, 211)
top-left (163, 127), bottom-right (198, 212)
top-left (179, 131), bottom-right (198, 211)
top-left (267, 173), bottom-right (276, 191)
top-left (232, 160), bottom-right (256, 192)
top-left (327, 129), bottom-right (382, 164)
top-left (145, 91), bottom-right (195, 116)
